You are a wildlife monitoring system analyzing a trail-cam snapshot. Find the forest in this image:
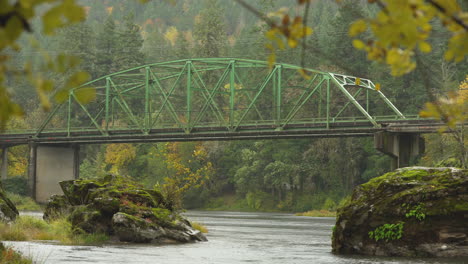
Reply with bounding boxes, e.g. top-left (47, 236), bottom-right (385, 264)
top-left (2, 0), bottom-right (467, 212)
